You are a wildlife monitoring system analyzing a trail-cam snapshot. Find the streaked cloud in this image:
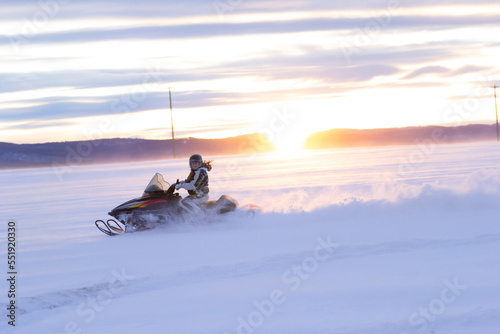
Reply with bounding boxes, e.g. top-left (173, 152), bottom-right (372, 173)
top-left (0, 0), bottom-right (499, 144)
